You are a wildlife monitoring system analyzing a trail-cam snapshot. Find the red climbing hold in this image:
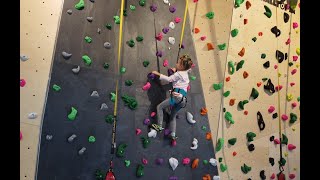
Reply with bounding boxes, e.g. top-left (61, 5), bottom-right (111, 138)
top-left (106, 171), bottom-right (116, 180)
top-left (238, 47), bottom-right (245, 57)
top-left (187, 84), bottom-right (191, 91)
top-left (275, 85), bottom-right (283, 91)
top-left (232, 151), bottom-right (237, 156)
top-left (291, 69), bottom-right (297, 75)
top-left (226, 76), bottom-right (230, 82)
top-left (156, 32), bottom-right (163, 41)
top-left (175, 17), bottom-right (181, 23)
top-left (244, 19), bottom-right (248, 25)
top-left (244, 110), bottom-right (248, 115)
top-left (246, 1), bottom-right (251, 10)
top-left (257, 82), bottom-right (262, 87)
top-left (270, 173), bottom-right (275, 179)
top-left (278, 173), bottom-right (286, 180)
top-left (193, 0), bottom-right (198, 2)
top-left (274, 64), bottom-right (278, 69)
top-left (191, 63), bottom-right (196, 68)
top-left (292, 56), bottom-right (298, 61)
top-left (274, 138), bottom-right (280, 144)
top-left (290, 82), bottom-right (295, 86)
top-left (293, 22), bottom-right (298, 29)
top-left (200, 36), bottom-right (206, 41)
top-left (136, 128), bottom-right (142, 135)
top-left (268, 106), bottom-right (275, 113)
top-left (194, 28), bottom-right (200, 34)
top-left (258, 32), bottom-right (263, 36)
top-left (291, 102), bottom-right (297, 108)
top-left (289, 173), bottom-right (295, 179)
top-left (288, 144), bottom-right (296, 151)
top-left (142, 82), bottom-right (151, 91)
top-left (286, 38), bottom-right (291, 45)
top-left (207, 43), bottom-right (214, 50)
top-left (281, 114), bottom-right (288, 121)
top-left (171, 139), bottom-right (177, 146)
top-left (20, 79), bottom-right (26, 87)
top-left (243, 71), bottom-right (249, 78)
